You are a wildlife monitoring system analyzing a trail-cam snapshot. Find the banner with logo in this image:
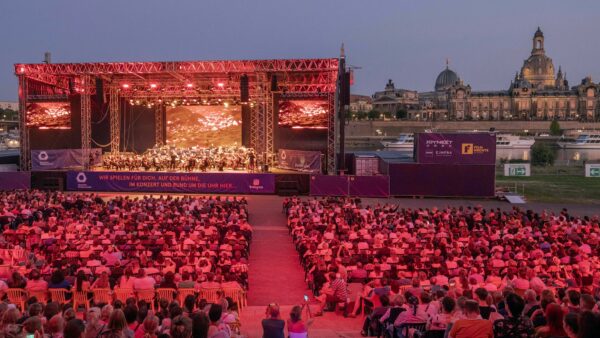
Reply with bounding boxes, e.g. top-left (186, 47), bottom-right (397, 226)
top-left (0, 172), bottom-right (31, 190)
top-left (416, 133), bottom-right (496, 165)
top-left (278, 149), bottom-right (321, 173)
top-left (32, 149), bottom-right (102, 170)
top-left (66, 171), bottom-right (275, 194)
